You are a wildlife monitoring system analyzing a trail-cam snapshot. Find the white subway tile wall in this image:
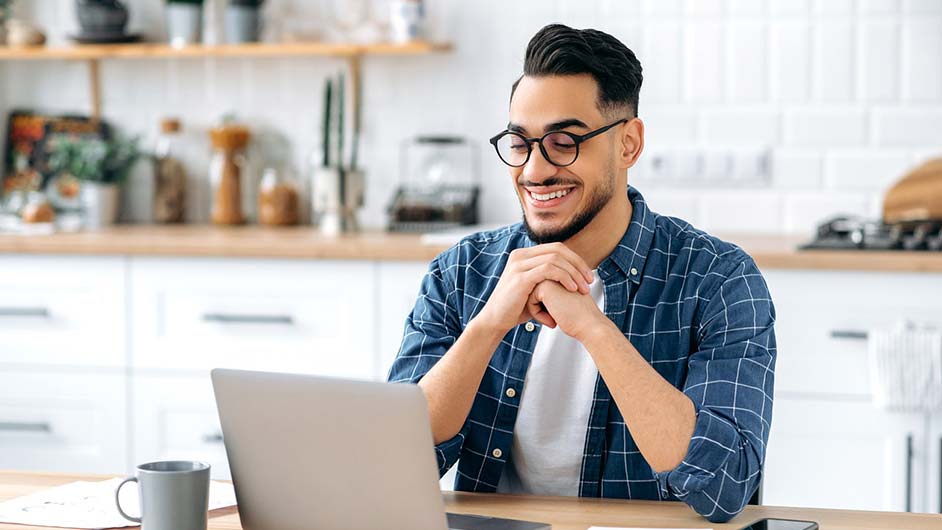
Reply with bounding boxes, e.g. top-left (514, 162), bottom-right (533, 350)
top-left (859, 21), bottom-right (901, 102)
top-left (727, 21), bottom-right (768, 102)
top-left (0, 0), bottom-right (939, 235)
top-left (814, 20), bottom-right (856, 102)
top-left (684, 22), bottom-right (725, 103)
